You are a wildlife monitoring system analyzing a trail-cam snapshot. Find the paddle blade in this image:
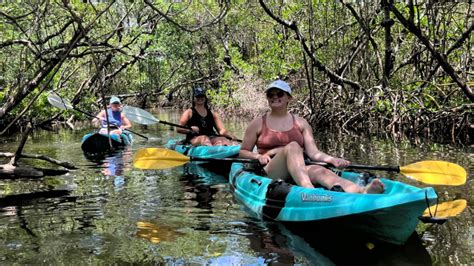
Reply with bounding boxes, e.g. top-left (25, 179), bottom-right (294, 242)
top-left (123, 106), bottom-right (160, 125)
top-left (47, 92), bottom-right (74, 110)
top-left (400, 161), bottom-right (467, 186)
top-left (133, 148), bottom-right (190, 169)
top-left (423, 199), bottom-right (467, 218)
